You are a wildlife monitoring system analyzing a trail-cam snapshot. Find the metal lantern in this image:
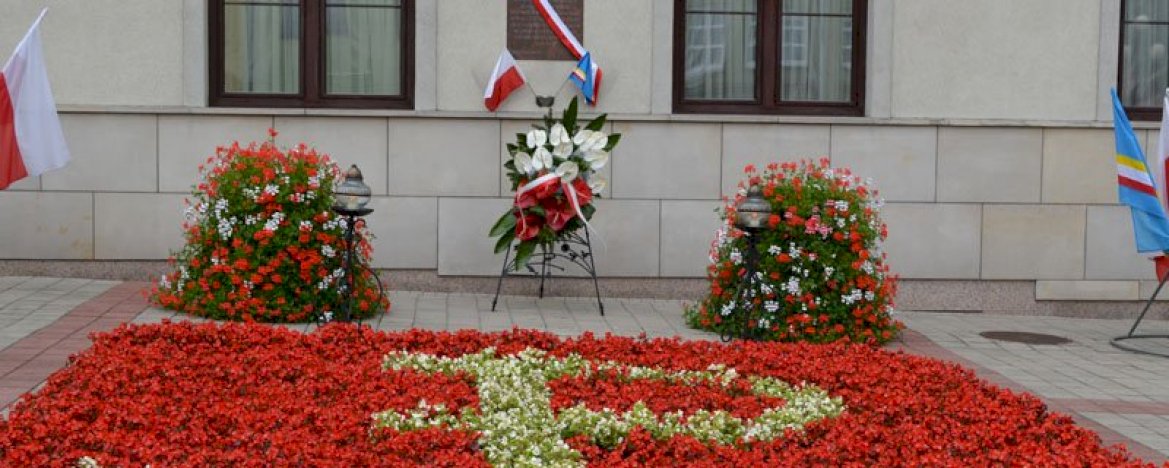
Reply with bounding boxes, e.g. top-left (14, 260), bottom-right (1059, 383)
top-left (330, 164), bottom-right (375, 323)
top-left (333, 165), bottom-right (373, 215)
top-left (735, 185), bottom-right (771, 232)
